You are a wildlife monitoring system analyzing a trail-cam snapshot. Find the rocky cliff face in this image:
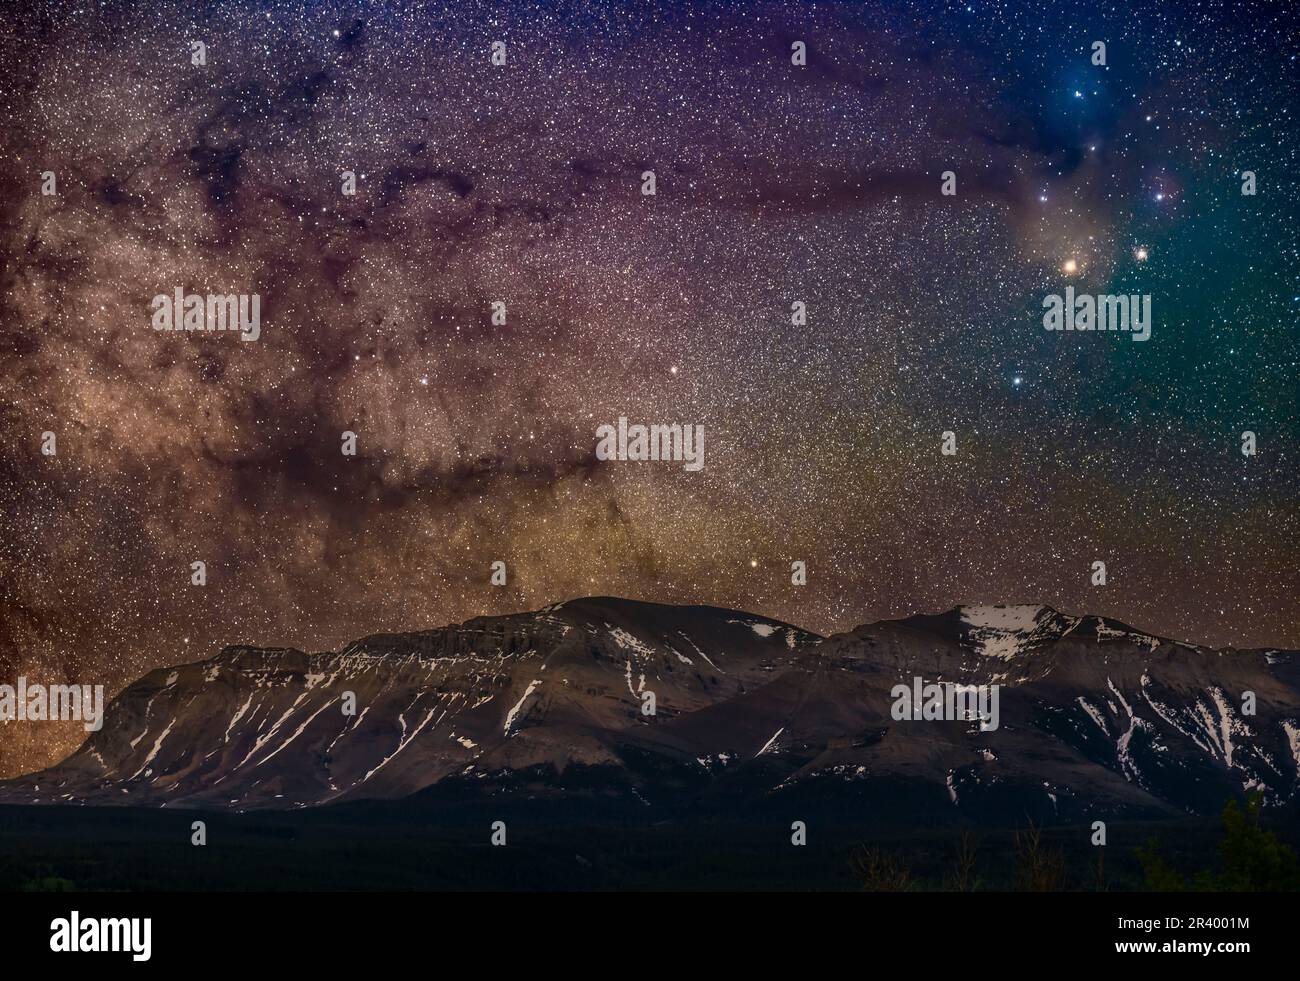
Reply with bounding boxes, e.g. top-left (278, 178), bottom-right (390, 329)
top-left (773, 605), bottom-right (1300, 822)
top-left (0, 598), bottom-right (817, 810)
top-left (2, 599), bottom-right (1297, 824)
